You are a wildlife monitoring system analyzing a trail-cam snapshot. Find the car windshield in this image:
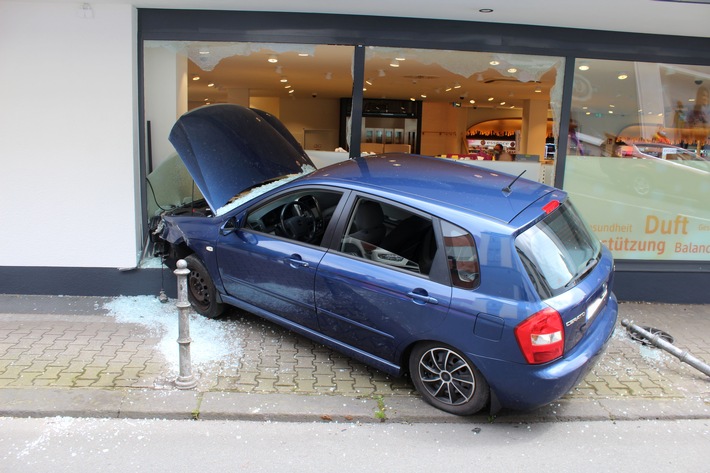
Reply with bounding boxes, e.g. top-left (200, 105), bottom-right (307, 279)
top-left (515, 200), bottom-right (601, 299)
